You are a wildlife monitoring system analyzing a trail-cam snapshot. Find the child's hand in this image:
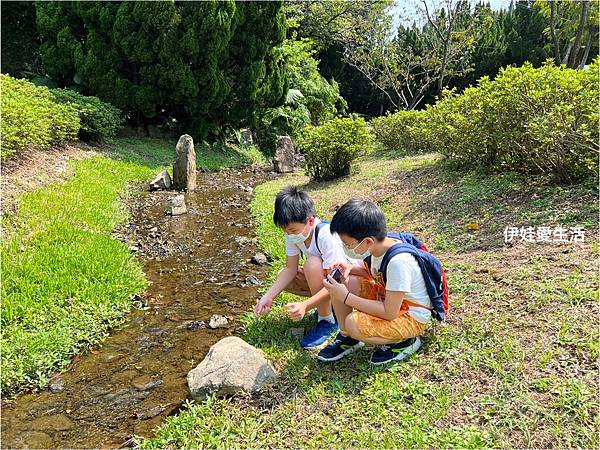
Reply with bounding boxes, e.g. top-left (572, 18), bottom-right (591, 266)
top-left (323, 273), bottom-right (349, 303)
top-left (255, 296), bottom-right (273, 316)
top-left (331, 261), bottom-right (353, 282)
top-left (284, 302), bottom-right (306, 321)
